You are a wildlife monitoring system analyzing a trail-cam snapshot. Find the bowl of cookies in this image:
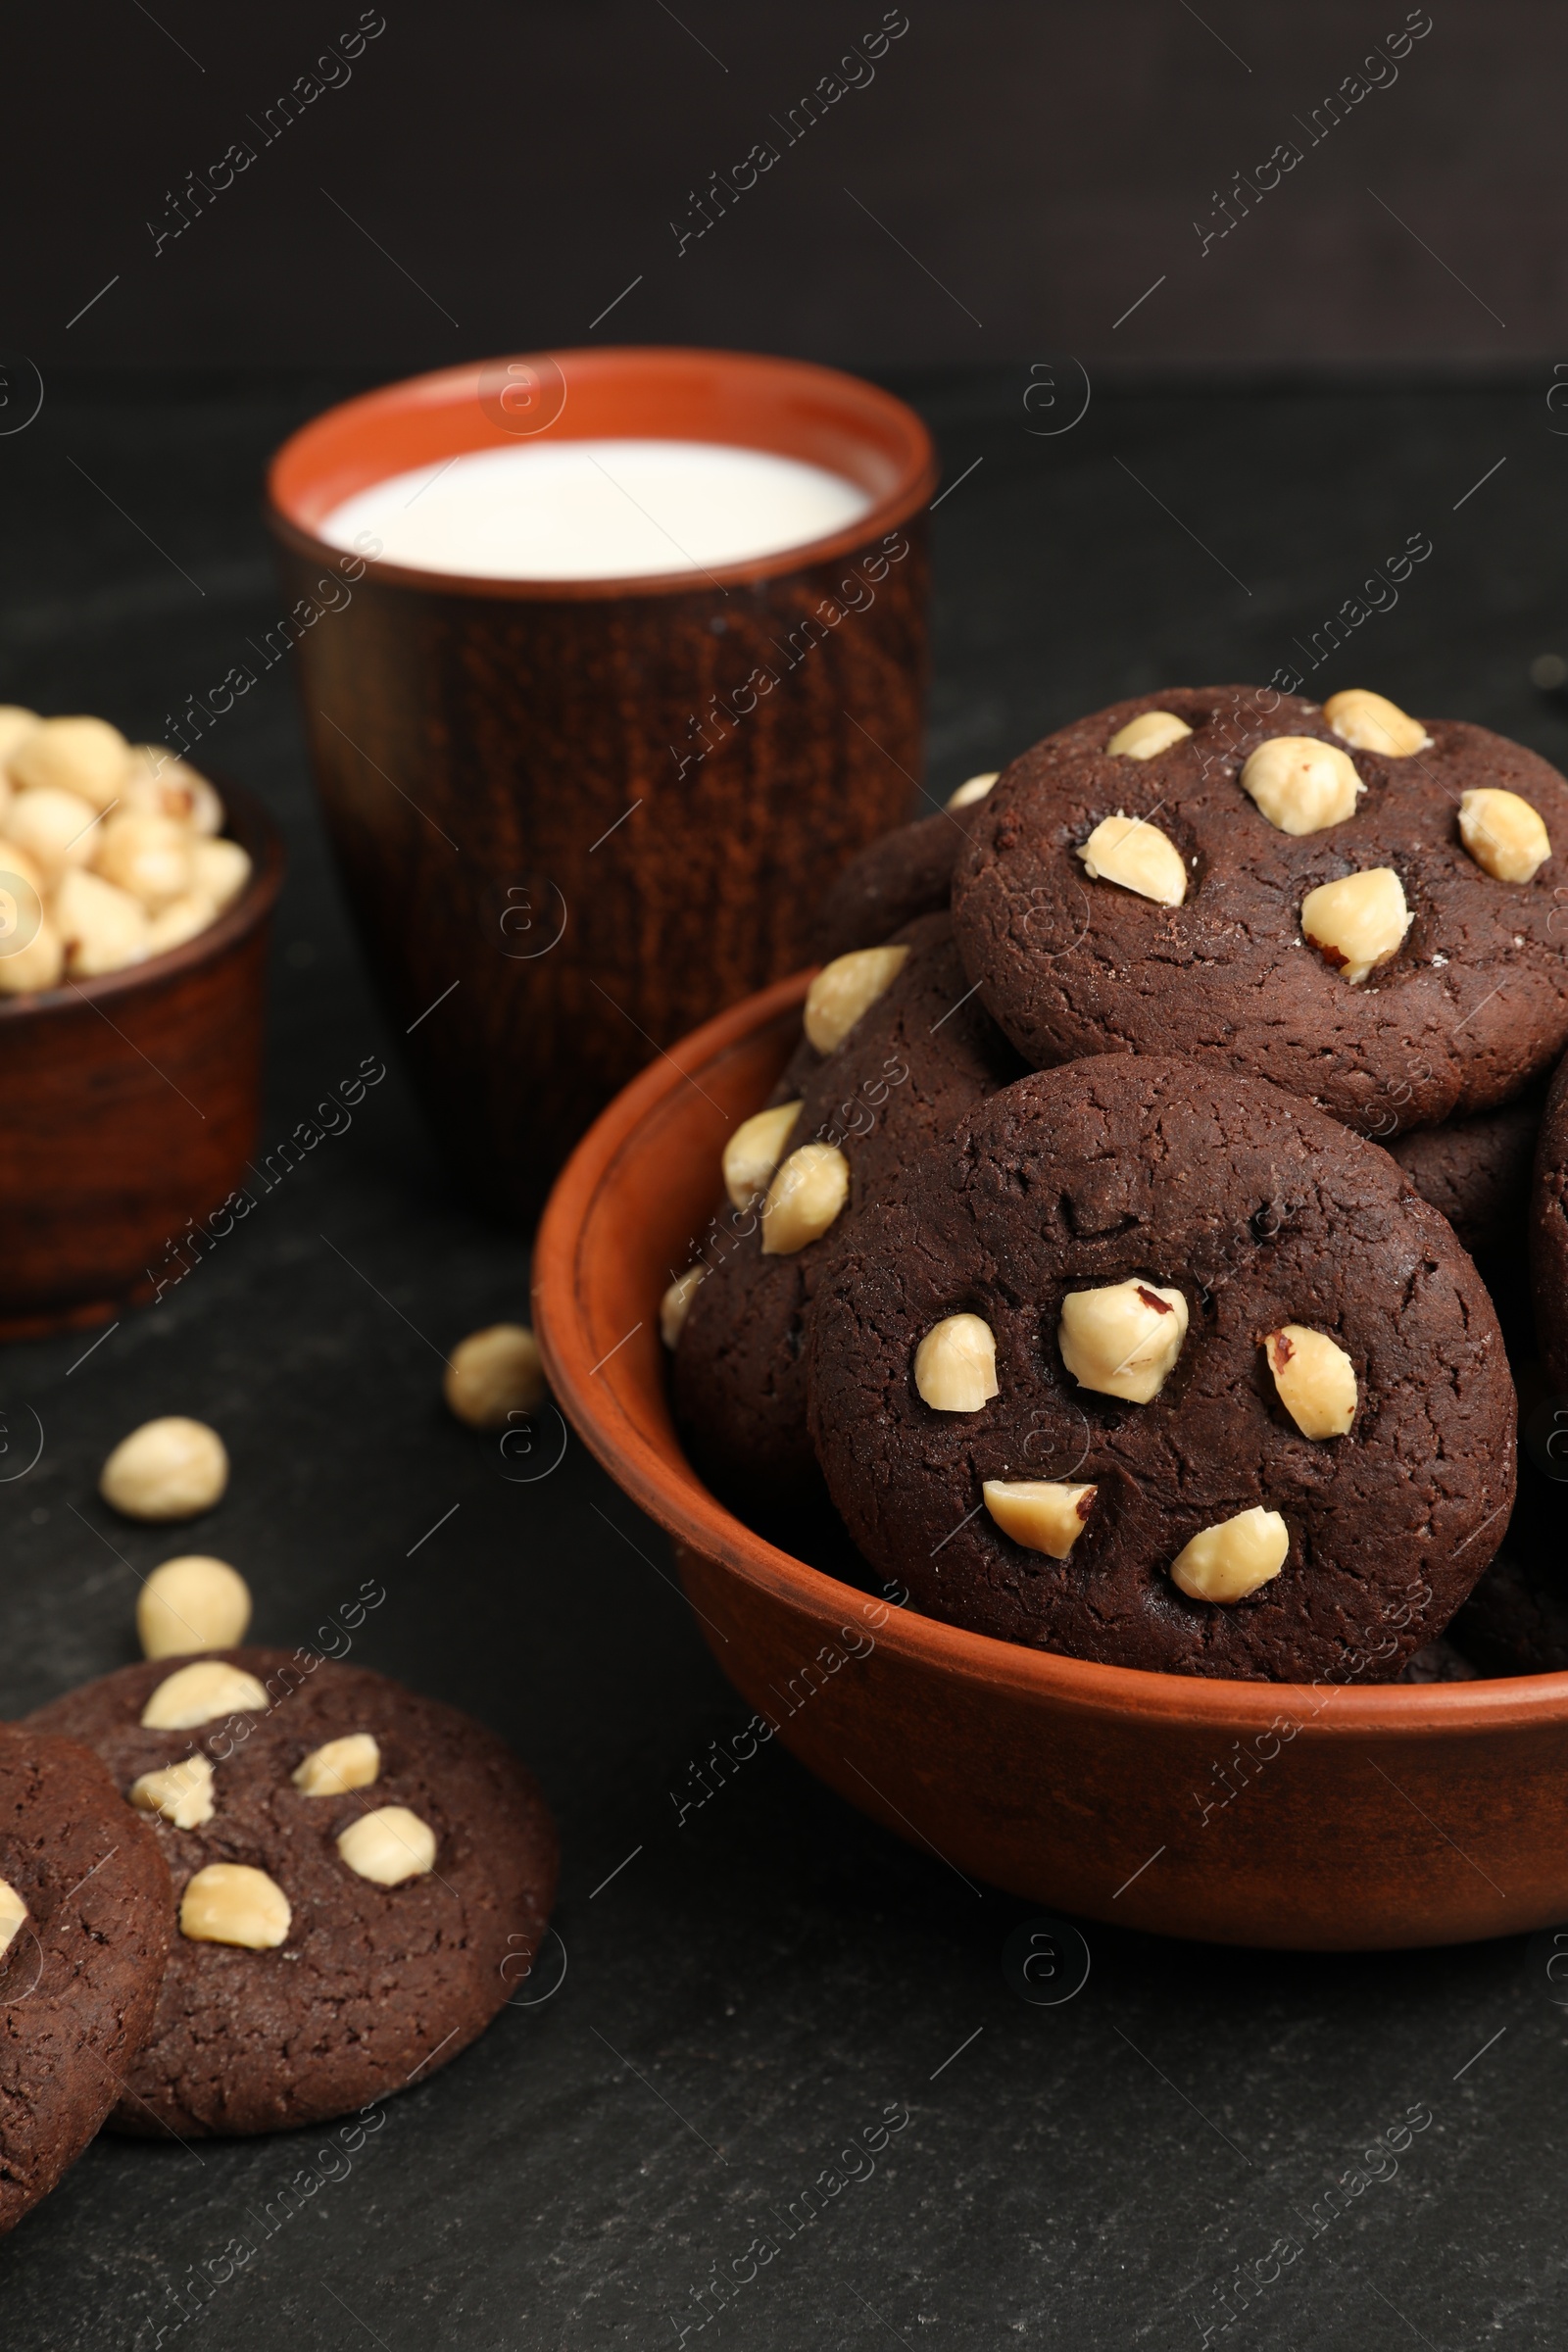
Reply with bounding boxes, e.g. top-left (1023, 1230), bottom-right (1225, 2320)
top-left (536, 684), bottom-right (1568, 1951)
top-left (0, 708), bottom-right (284, 1338)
